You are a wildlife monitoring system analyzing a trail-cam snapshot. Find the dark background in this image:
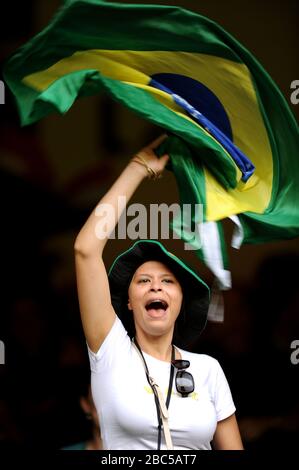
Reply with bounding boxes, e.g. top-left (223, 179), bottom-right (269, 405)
top-left (0, 0), bottom-right (298, 450)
